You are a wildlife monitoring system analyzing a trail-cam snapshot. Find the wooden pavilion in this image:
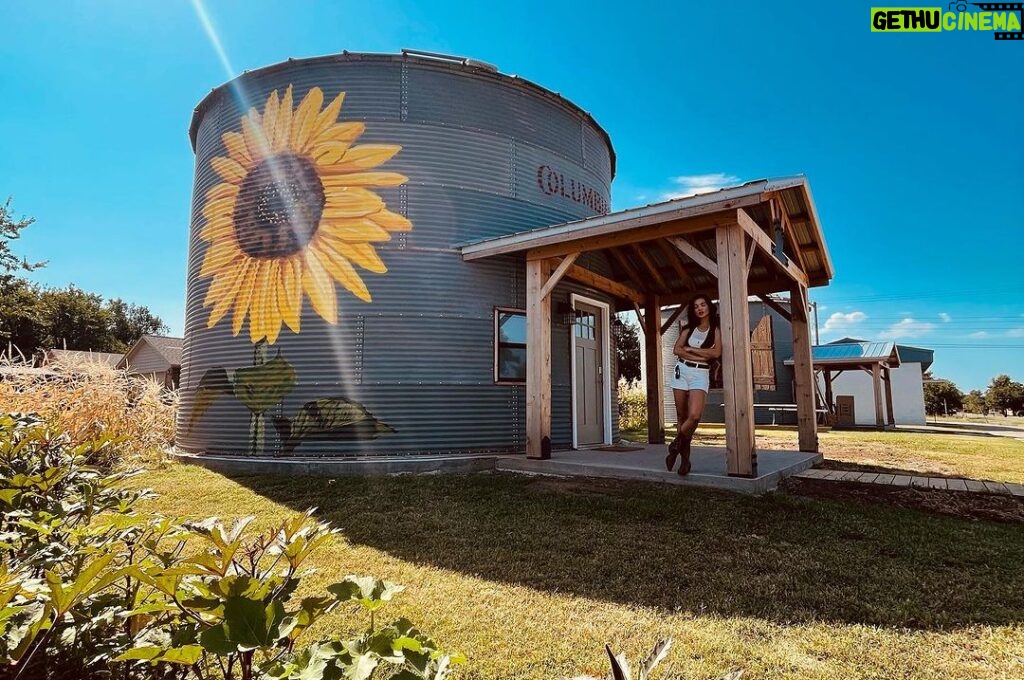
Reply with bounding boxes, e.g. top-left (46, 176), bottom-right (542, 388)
top-left (462, 176), bottom-right (834, 477)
